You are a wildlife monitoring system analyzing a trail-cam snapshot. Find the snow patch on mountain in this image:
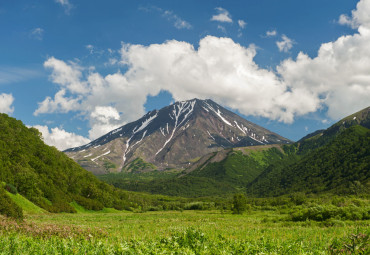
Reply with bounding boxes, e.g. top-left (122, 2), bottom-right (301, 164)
top-left (204, 101), bottom-right (232, 126)
top-left (92, 150), bottom-right (110, 162)
top-left (156, 100), bottom-right (196, 155)
top-left (133, 112), bottom-right (158, 134)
